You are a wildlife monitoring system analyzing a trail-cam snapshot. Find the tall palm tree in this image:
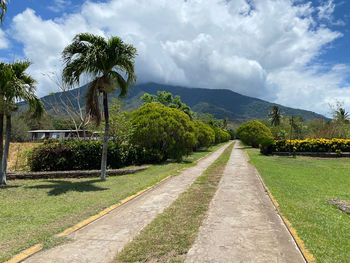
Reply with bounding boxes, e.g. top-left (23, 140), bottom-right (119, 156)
top-left (1, 61), bottom-right (43, 185)
top-left (269, 106), bottom-right (281, 126)
top-left (62, 33), bottom-right (137, 181)
top-left (0, 0), bottom-right (7, 24)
